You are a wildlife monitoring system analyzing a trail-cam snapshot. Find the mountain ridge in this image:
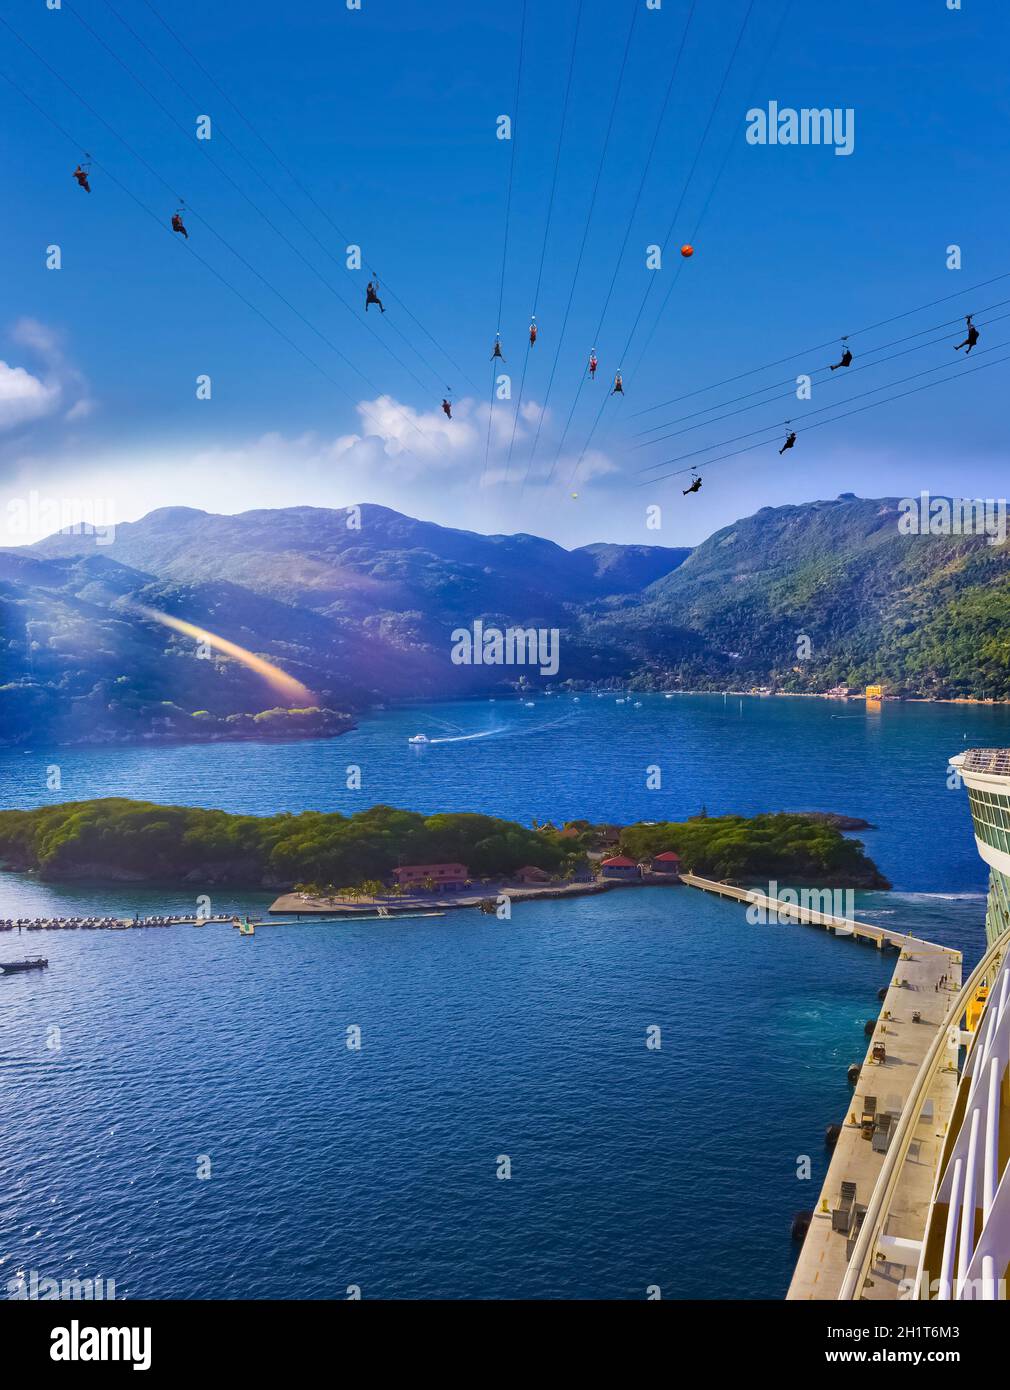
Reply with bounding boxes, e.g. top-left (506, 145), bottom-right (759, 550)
top-left (3, 493), bottom-right (1009, 745)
